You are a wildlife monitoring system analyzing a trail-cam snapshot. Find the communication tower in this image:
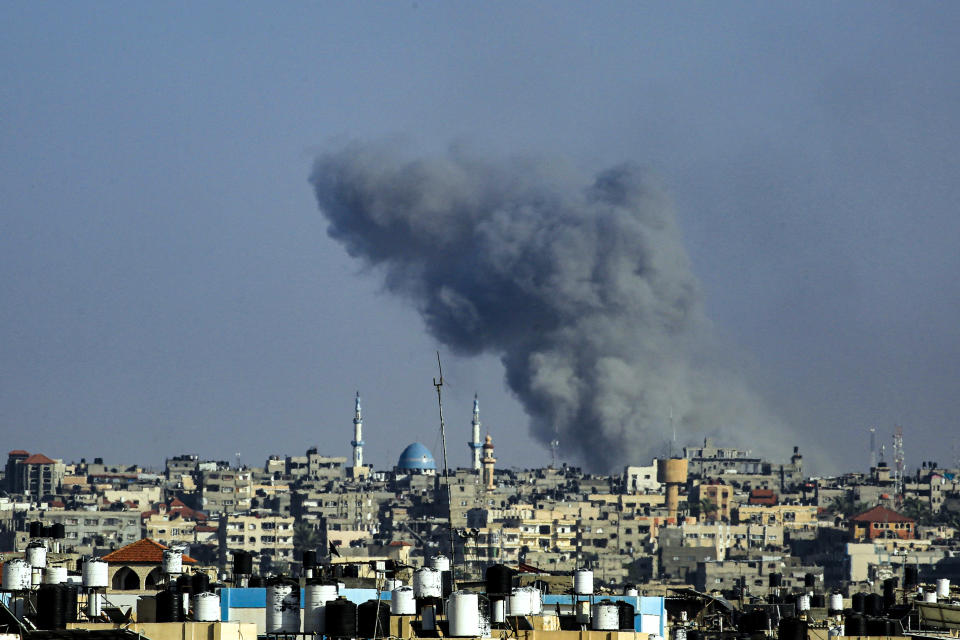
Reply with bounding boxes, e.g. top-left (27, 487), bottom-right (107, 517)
top-left (893, 426), bottom-right (905, 501)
